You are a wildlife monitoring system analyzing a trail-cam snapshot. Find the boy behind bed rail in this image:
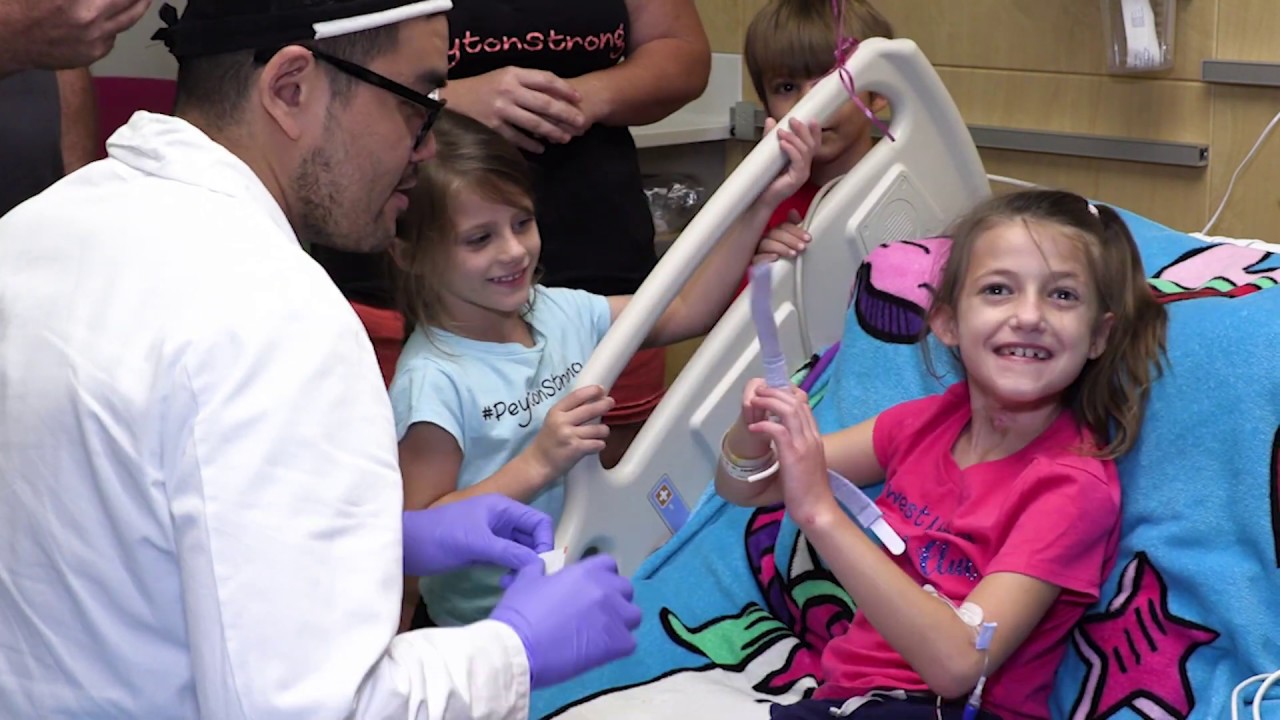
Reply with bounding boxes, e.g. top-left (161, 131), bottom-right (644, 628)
top-left (387, 109), bottom-right (819, 631)
top-left (716, 190), bottom-right (1169, 719)
top-left (744, 0), bottom-right (894, 266)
